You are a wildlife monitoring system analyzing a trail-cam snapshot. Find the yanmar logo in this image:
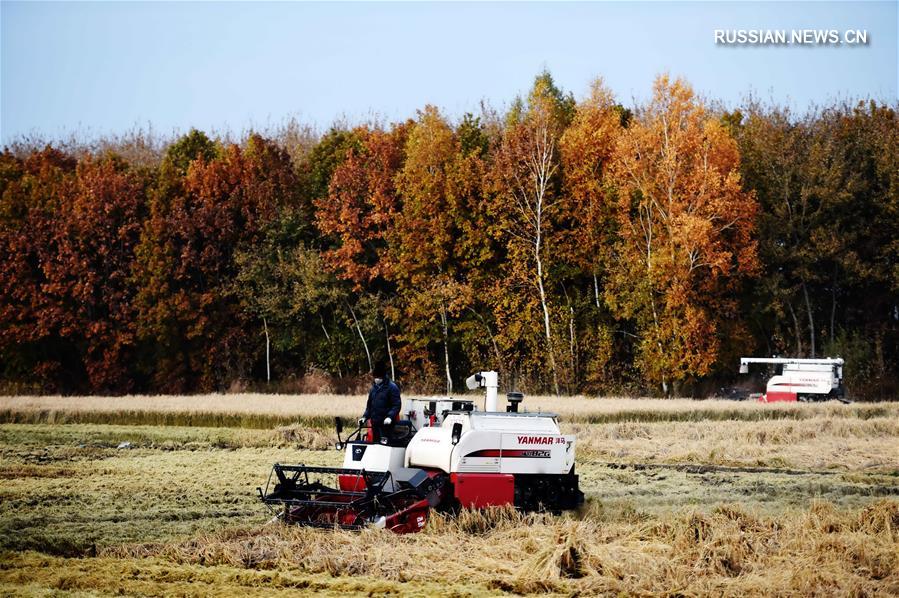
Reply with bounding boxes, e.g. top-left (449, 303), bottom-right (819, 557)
top-left (517, 435), bottom-right (563, 445)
